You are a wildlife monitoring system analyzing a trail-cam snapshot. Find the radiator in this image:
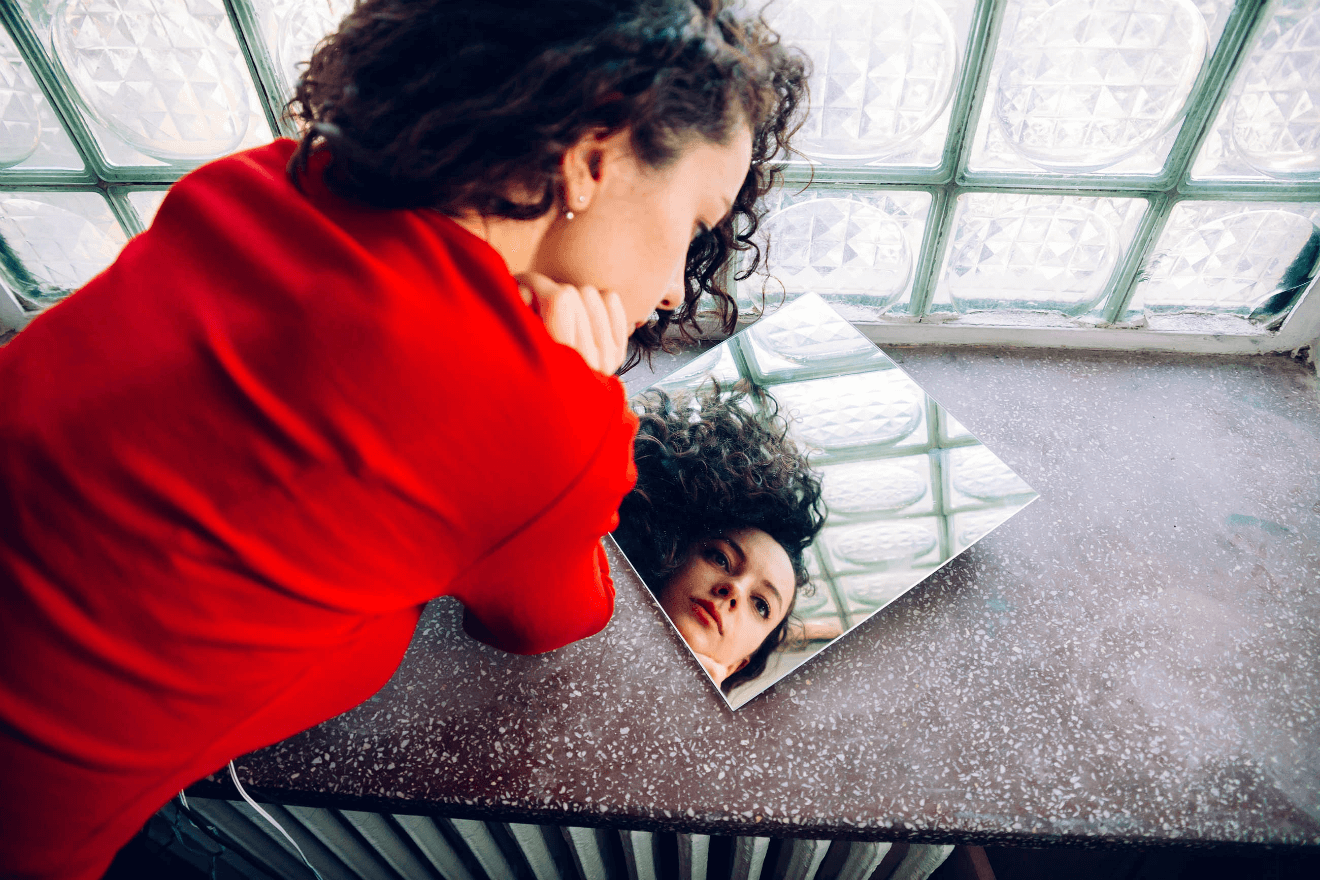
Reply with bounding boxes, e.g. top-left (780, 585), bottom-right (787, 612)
top-left (151, 799), bottom-right (953, 880)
